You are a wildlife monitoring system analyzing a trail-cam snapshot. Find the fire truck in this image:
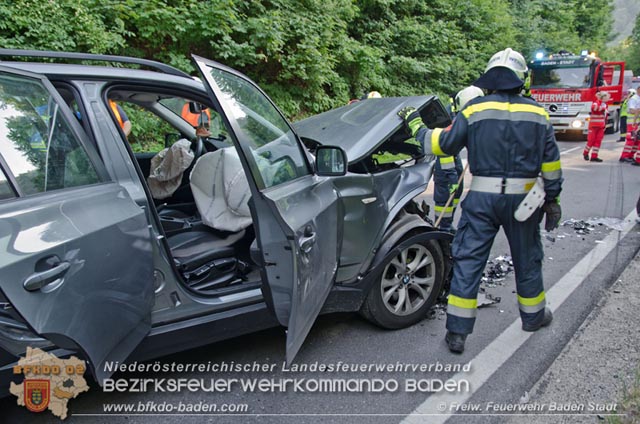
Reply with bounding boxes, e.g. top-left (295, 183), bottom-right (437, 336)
top-left (529, 51), bottom-right (625, 139)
